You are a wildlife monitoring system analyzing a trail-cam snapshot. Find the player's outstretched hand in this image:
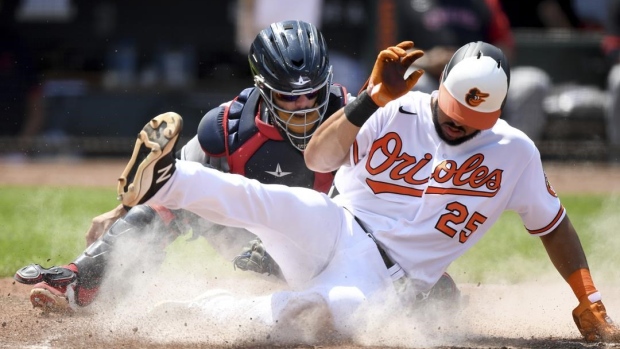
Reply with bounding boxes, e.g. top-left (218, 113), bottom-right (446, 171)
top-left (85, 204), bottom-right (127, 246)
top-left (366, 41), bottom-right (424, 107)
top-left (573, 298), bottom-right (620, 342)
